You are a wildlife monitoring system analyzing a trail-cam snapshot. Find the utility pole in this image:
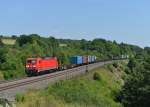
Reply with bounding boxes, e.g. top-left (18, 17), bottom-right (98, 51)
top-left (86, 41), bottom-right (89, 73)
